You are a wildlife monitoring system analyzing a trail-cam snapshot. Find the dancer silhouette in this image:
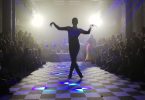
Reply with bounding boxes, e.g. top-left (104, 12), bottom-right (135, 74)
top-left (50, 18), bottom-right (93, 79)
